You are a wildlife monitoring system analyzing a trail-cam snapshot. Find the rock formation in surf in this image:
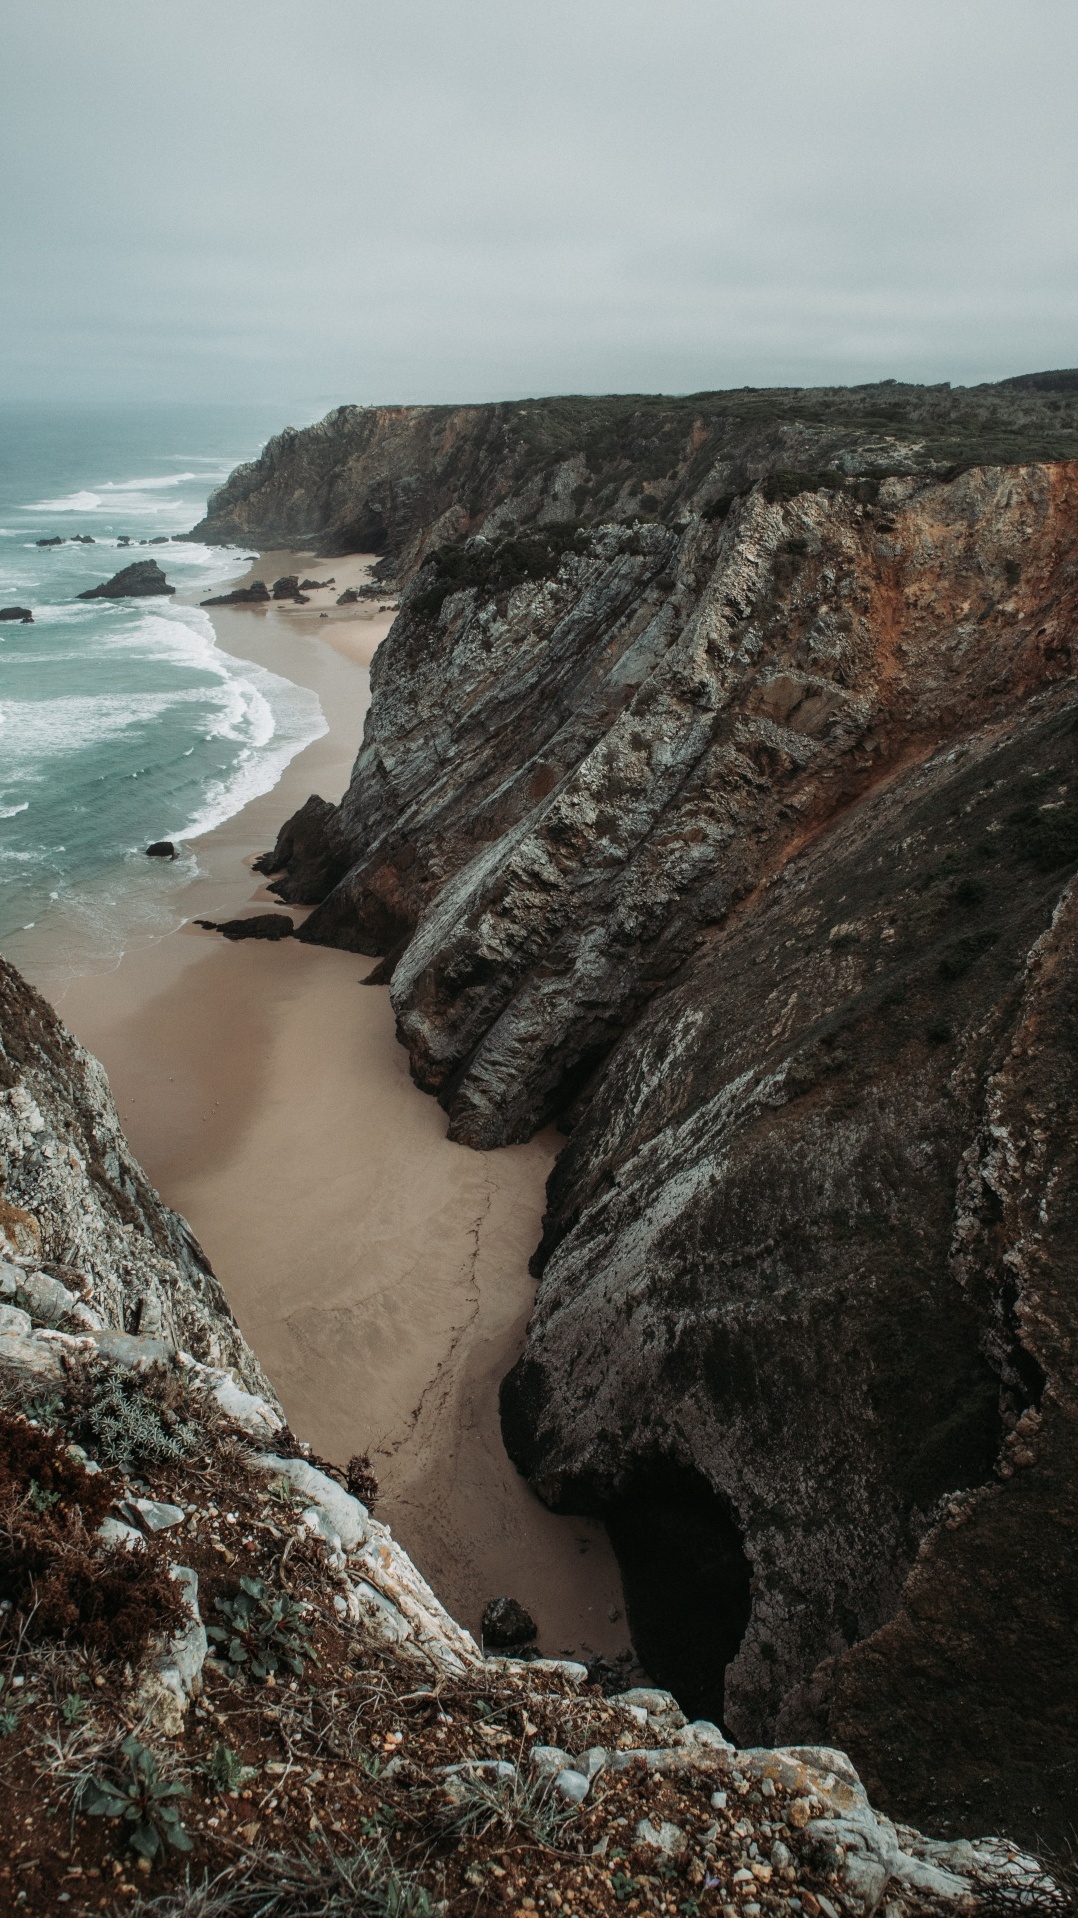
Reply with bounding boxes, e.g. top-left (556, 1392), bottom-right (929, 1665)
top-left (239, 374), bottom-right (1078, 1848)
top-left (78, 559), bottom-right (175, 599)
